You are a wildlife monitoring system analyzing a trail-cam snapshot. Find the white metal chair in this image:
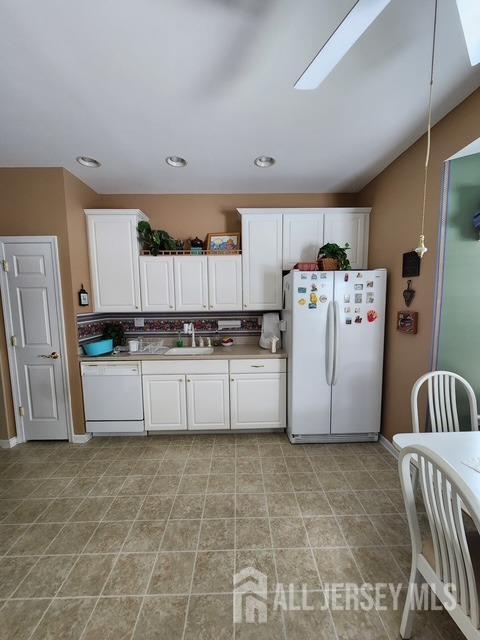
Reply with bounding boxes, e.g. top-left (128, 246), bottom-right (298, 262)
top-left (399, 444), bottom-right (480, 640)
top-left (411, 371), bottom-right (478, 434)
